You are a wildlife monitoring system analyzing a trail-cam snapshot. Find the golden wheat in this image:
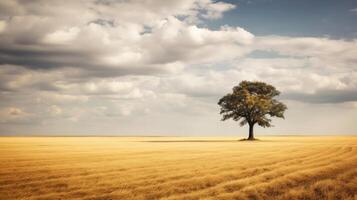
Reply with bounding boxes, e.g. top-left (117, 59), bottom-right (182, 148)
top-left (0, 136), bottom-right (356, 200)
